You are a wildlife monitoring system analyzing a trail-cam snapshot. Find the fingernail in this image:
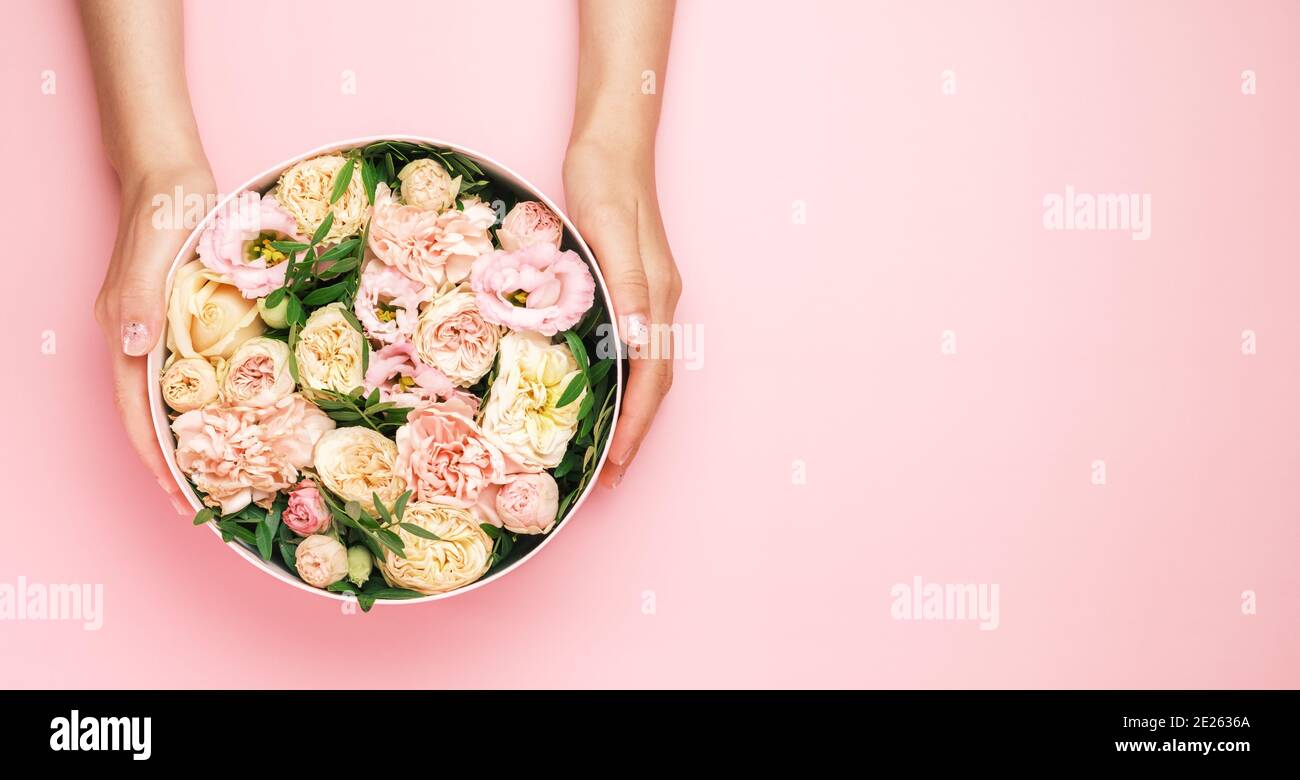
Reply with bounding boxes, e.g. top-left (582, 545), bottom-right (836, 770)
top-left (169, 493), bottom-right (192, 517)
top-left (611, 470), bottom-right (624, 489)
top-left (625, 314), bottom-right (650, 345)
top-left (122, 321), bottom-right (150, 356)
